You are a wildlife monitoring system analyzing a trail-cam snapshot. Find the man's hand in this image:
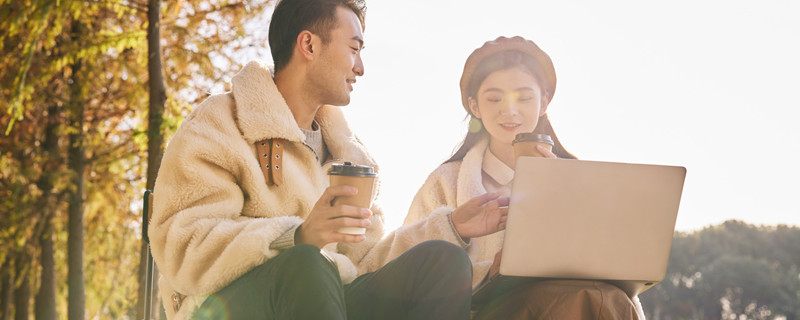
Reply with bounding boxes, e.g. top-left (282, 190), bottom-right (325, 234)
top-left (451, 192), bottom-right (509, 239)
top-left (295, 185), bottom-right (372, 248)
